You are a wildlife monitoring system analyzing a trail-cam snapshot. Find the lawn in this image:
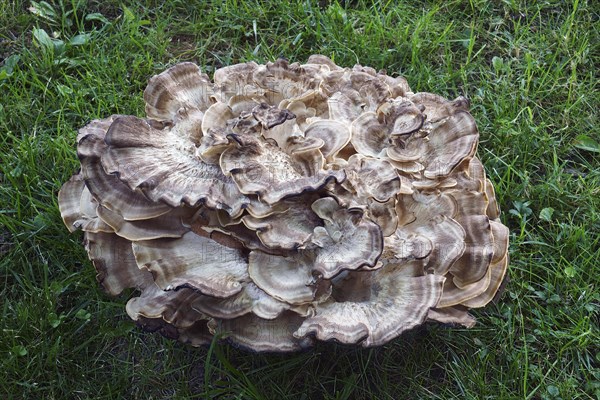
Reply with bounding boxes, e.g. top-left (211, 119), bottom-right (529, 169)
top-left (1, 0), bottom-right (598, 398)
